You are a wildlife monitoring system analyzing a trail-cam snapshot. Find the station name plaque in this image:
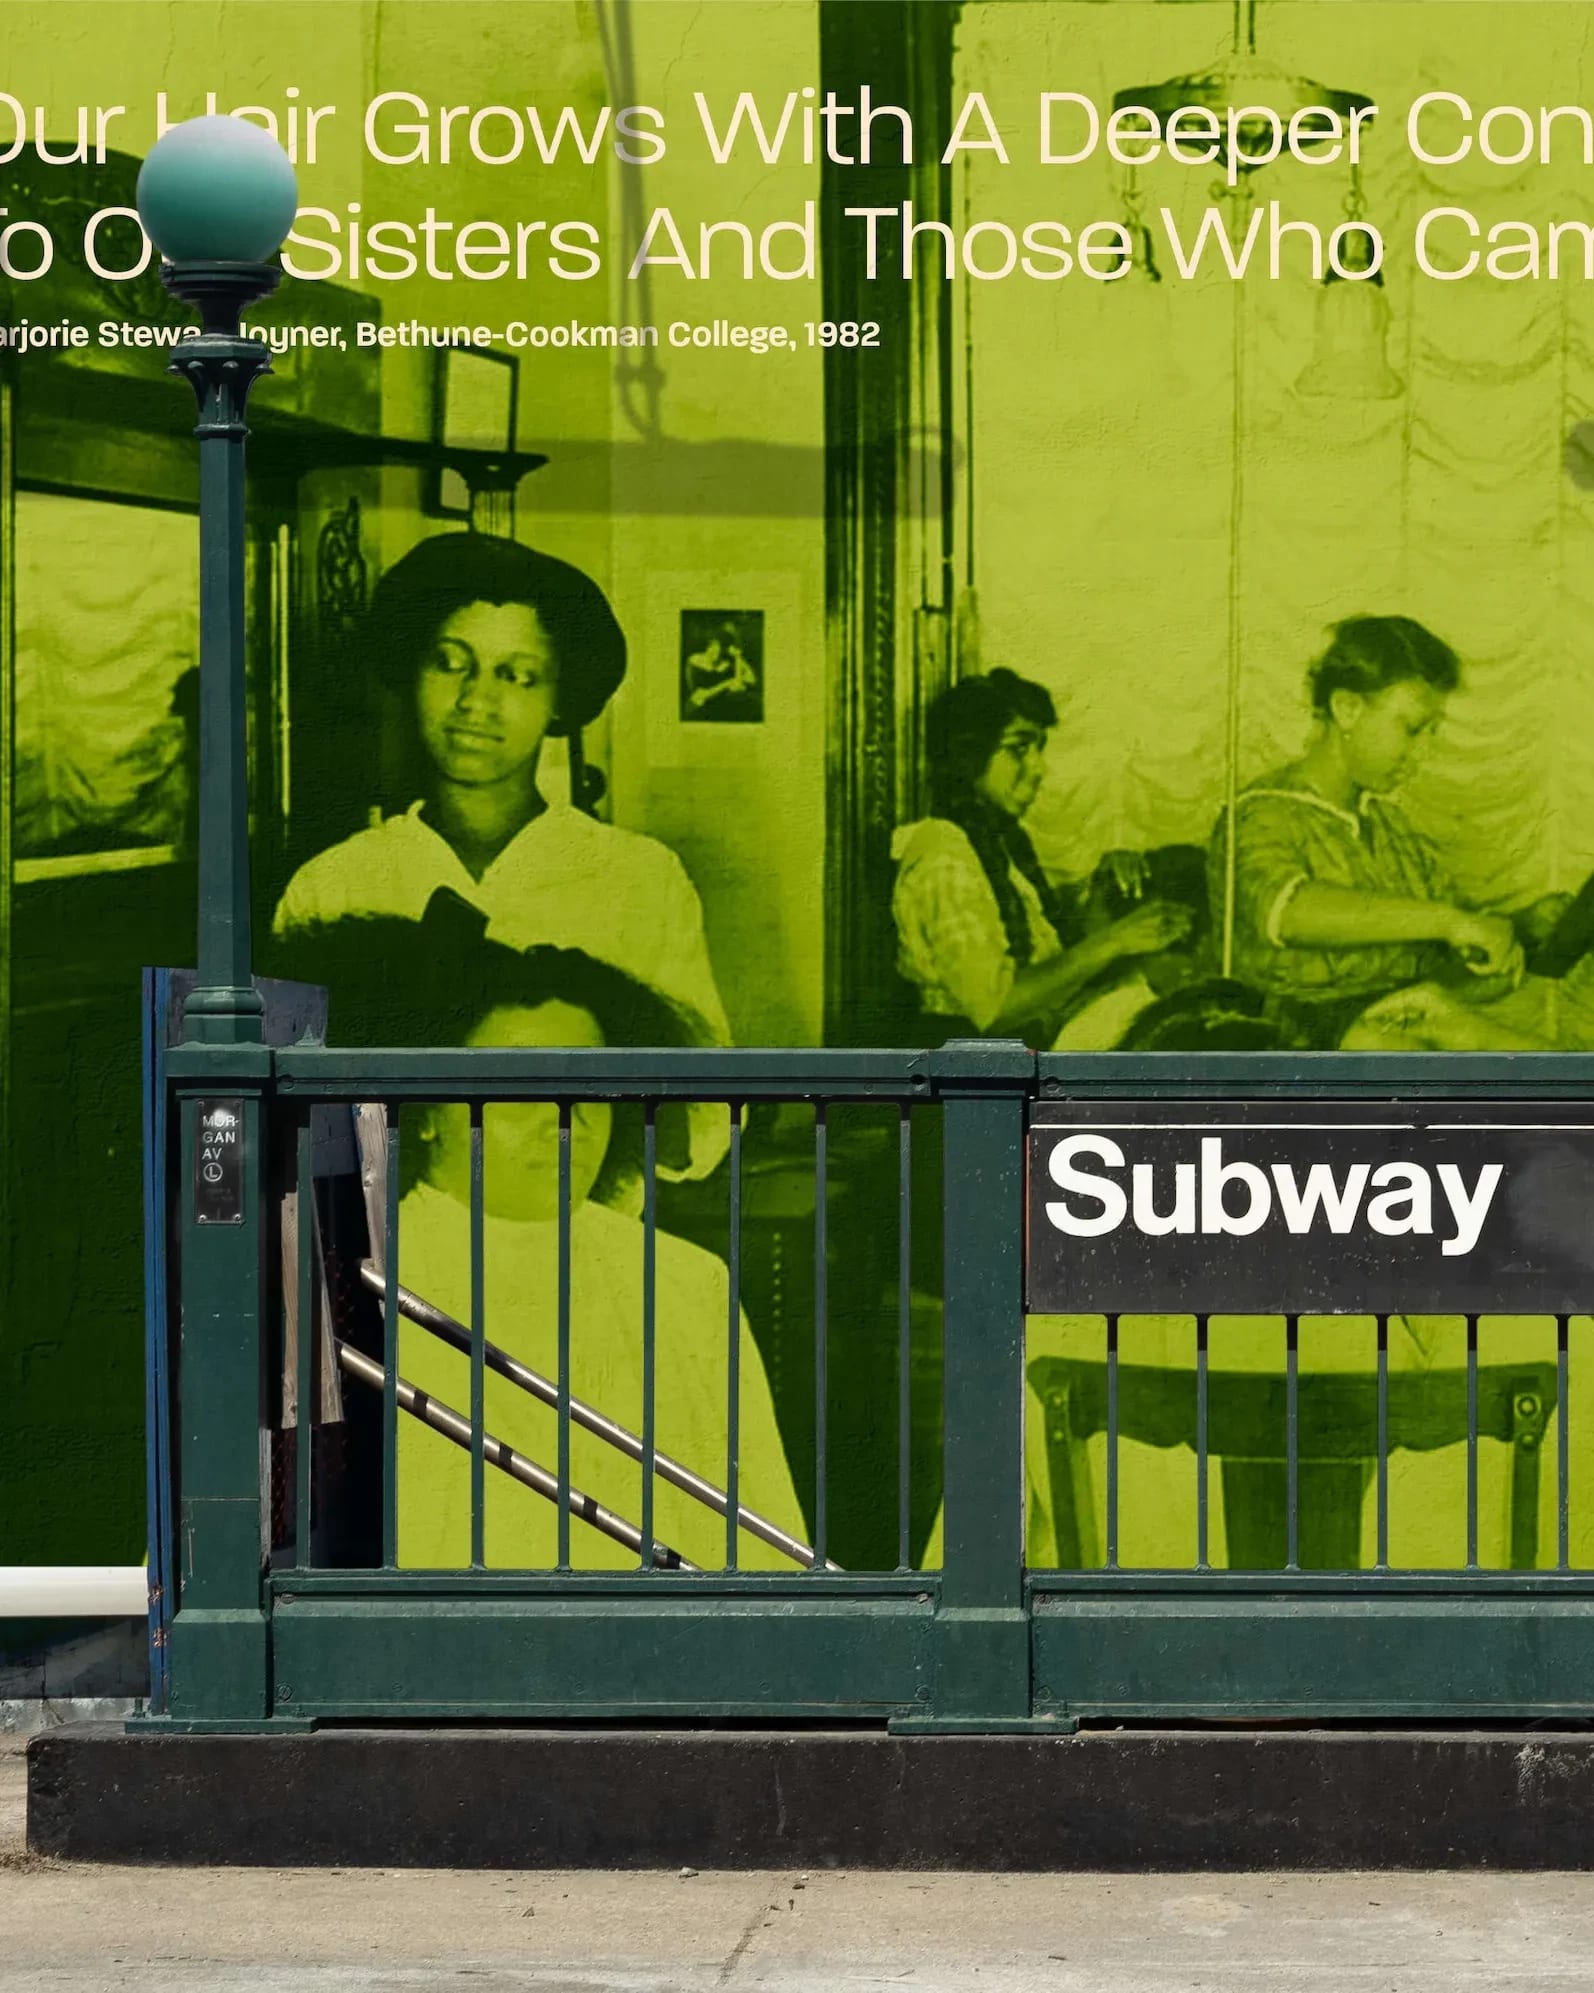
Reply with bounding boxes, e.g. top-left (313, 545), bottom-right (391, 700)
top-left (193, 1099), bottom-right (245, 1227)
top-left (1026, 1100), bottom-right (1594, 1315)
